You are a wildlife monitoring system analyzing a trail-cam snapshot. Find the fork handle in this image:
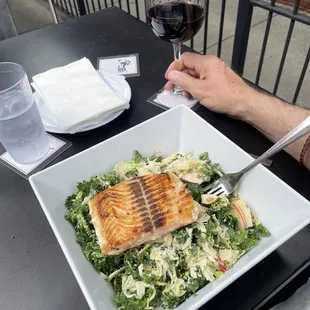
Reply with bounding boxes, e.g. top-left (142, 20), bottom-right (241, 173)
top-left (241, 116), bottom-right (310, 175)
